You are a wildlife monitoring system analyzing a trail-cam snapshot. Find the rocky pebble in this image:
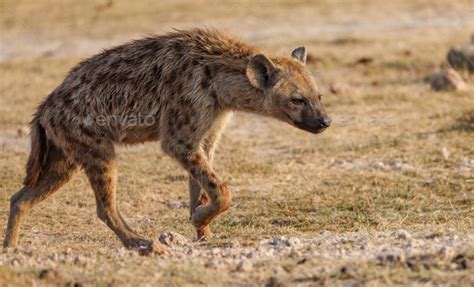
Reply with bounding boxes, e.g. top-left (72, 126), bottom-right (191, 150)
top-left (447, 44), bottom-right (474, 73)
top-left (429, 68), bottom-right (467, 91)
